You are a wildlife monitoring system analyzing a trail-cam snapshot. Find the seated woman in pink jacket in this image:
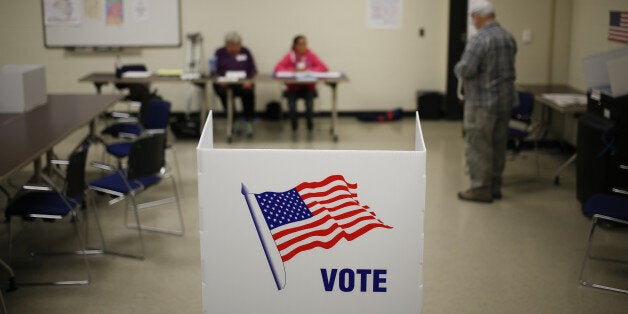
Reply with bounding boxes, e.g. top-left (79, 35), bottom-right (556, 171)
top-left (274, 35), bottom-right (328, 131)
